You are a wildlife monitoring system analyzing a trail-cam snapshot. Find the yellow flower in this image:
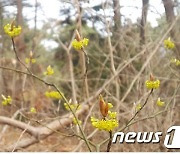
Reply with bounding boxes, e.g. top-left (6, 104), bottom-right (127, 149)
top-left (30, 107), bottom-right (37, 113)
top-left (44, 65), bottom-right (54, 75)
top-left (164, 37), bottom-right (175, 50)
top-left (91, 97), bottom-right (118, 131)
top-left (25, 58), bottom-right (36, 64)
top-left (4, 23), bottom-right (21, 37)
top-left (145, 80), bottom-right (160, 89)
top-left (64, 102), bottom-right (81, 111)
top-left (73, 117), bottom-right (82, 125)
top-left (108, 103), bottom-right (113, 109)
top-left (91, 117), bottom-right (118, 132)
top-left (136, 103), bottom-right (142, 111)
top-left (108, 111), bottom-right (117, 119)
top-left (72, 38), bottom-right (89, 51)
top-left (156, 98), bottom-right (165, 107)
top-left (171, 58), bottom-right (180, 66)
top-left (45, 91), bottom-right (62, 99)
top-left (82, 38), bottom-right (89, 46)
top-left (1, 95), bottom-right (12, 106)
